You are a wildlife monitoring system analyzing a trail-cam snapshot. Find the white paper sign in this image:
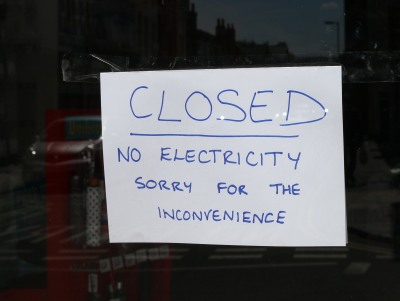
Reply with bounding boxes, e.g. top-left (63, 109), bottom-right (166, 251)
top-left (100, 66), bottom-right (346, 247)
